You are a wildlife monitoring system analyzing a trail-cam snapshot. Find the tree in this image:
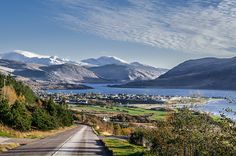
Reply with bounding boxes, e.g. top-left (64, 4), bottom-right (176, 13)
top-left (45, 98), bottom-right (58, 117)
top-left (56, 105), bottom-right (73, 127)
top-left (0, 99), bottom-right (12, 125)
top-left (32, 107), bottom-right (57, 130)
top-left (11, 101), bottom-right (32, 131)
